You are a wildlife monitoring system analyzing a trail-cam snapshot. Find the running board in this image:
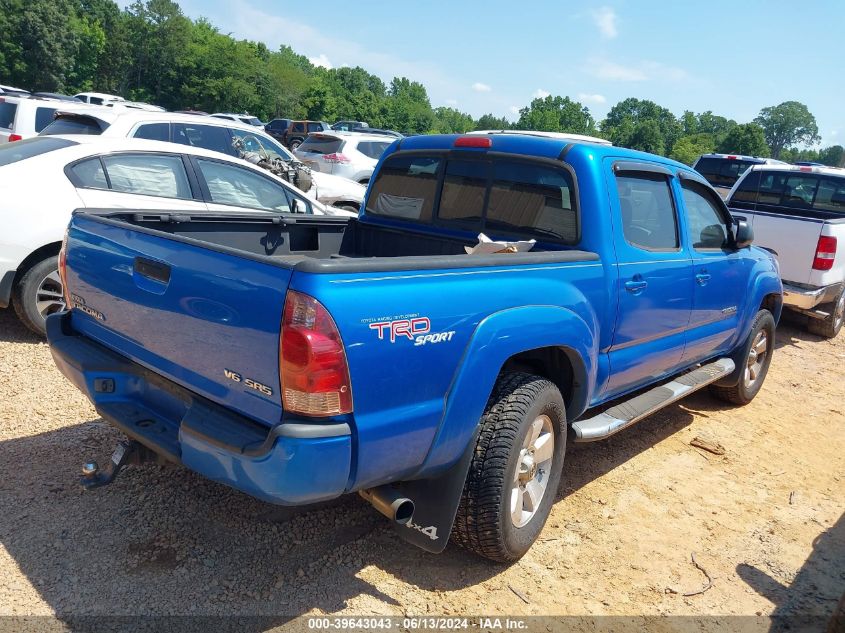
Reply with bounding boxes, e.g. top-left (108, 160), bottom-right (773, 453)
top-left (572, 358), bottom-right (735, 442)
